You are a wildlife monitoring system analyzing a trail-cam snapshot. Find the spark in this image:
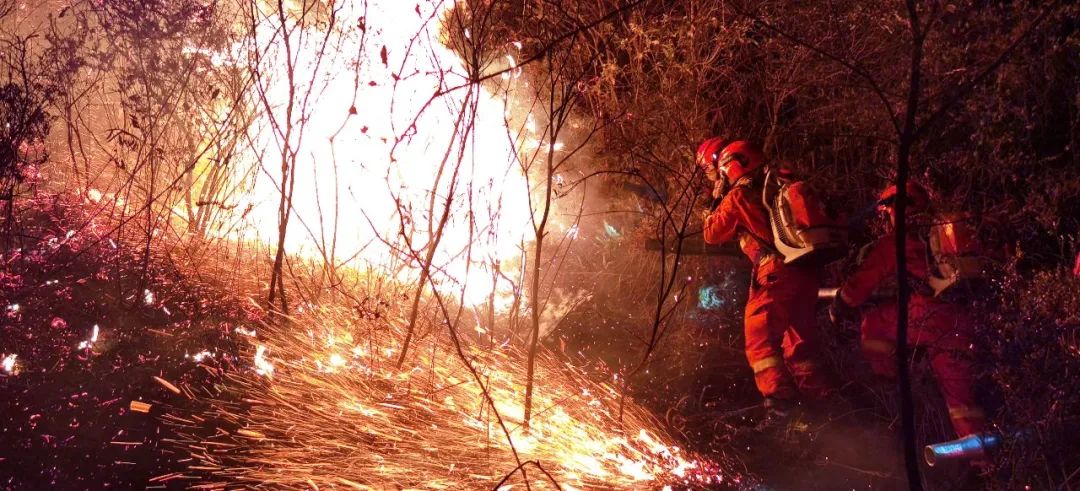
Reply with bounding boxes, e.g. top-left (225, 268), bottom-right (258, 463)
top-left (253, 345), bottom-right (274, 377)
top-left (2, 354), bottom-right (16, 374)
top-left (143, 289), bottom-right (155, 305)
top-left (235, 326), bottom-right (257, 337)
top-left (502, 54), bottom-right (520, 80)
top-left (153, 376), bottom-right (182, 395)
top-left (236, 429), bottom-right (266, 439)
top-left (77, 324), bottom-right (100, 350)
top-left (188, 350), bottom-right (213, 362)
